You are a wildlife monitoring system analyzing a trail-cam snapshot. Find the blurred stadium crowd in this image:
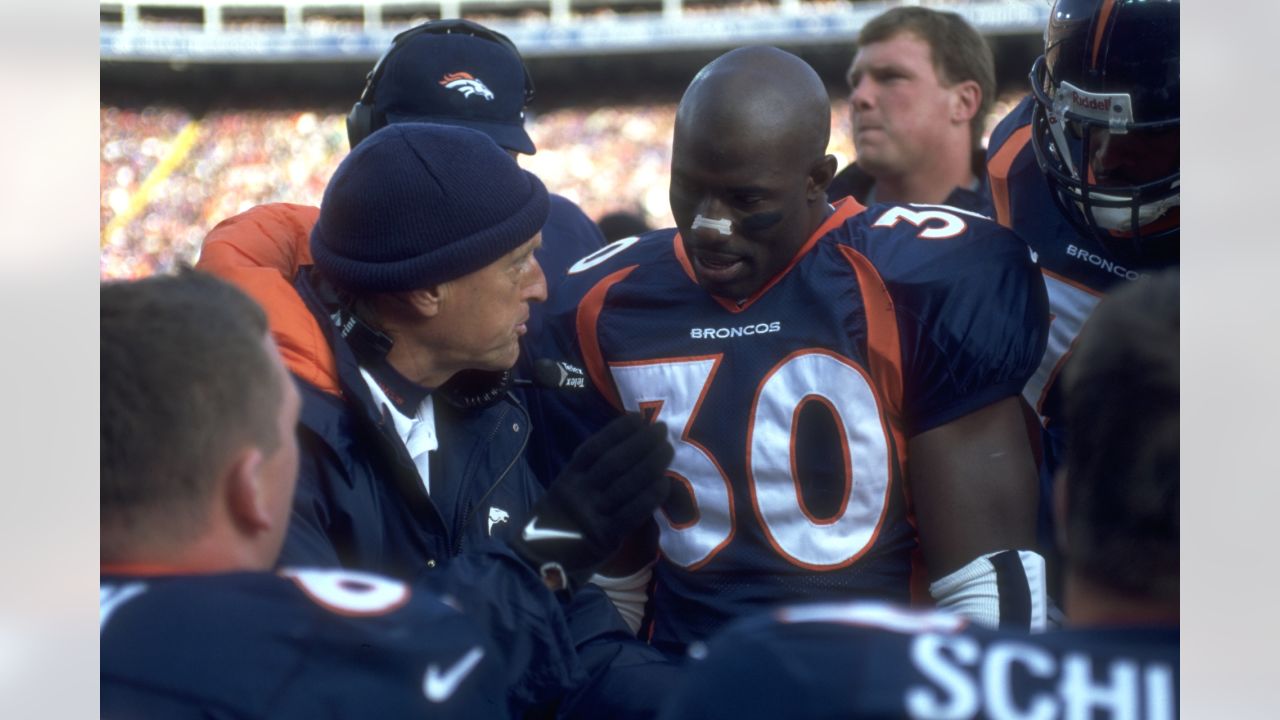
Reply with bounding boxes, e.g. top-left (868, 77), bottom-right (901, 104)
top-left (100, 92), bottom-right (1025, 279)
